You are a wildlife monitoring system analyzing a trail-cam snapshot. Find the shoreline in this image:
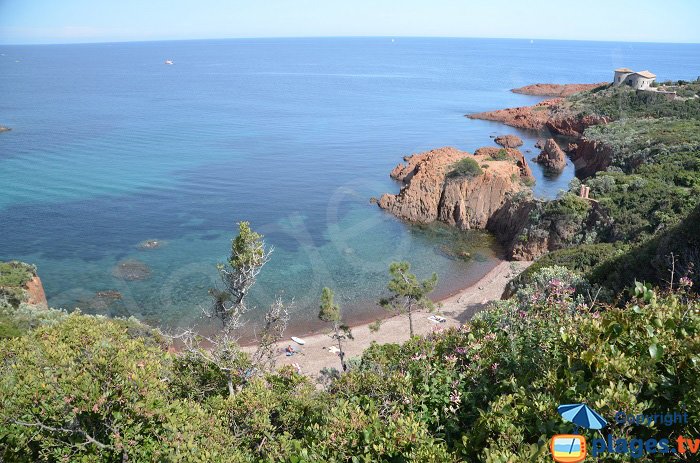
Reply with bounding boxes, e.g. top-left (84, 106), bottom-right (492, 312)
top-left (266, 259), bottom-right (531, 376)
